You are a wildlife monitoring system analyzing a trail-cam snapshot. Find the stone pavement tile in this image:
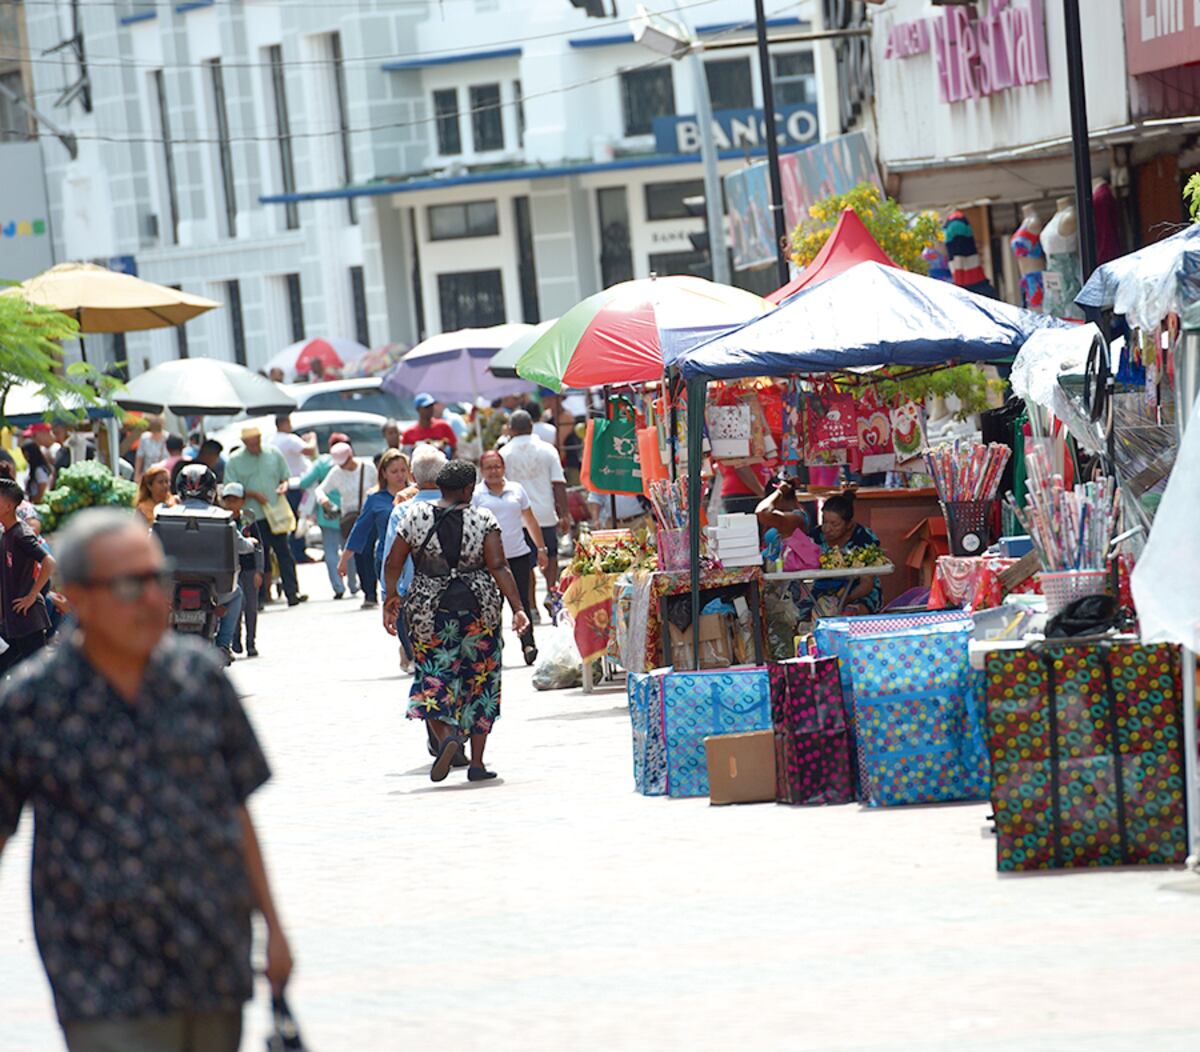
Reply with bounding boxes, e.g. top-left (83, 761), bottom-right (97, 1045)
top-left (2, 560), bottom-right (1200, 1050)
